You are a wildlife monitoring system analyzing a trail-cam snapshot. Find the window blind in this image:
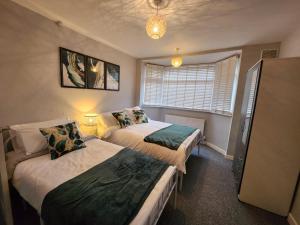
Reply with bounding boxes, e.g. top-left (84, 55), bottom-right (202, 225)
top-left (246, 68), bottom-right (259, 117)
top-left (211, 56), bottom-right (239, 113)
top-left (162, 65), bottom-right (215, 110)
top-left (143, 55), bottom-right (239, 115)
top-left (143, 64), bottom-right (164, 105)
